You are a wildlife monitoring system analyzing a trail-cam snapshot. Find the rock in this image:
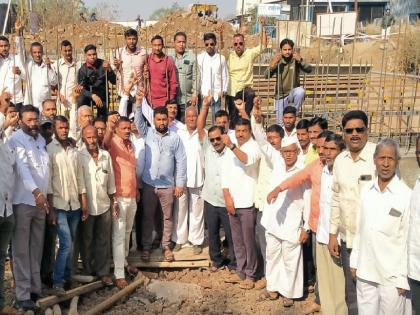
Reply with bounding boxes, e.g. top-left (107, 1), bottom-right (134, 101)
top-left (147, 280), bottom-right (202, 305)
